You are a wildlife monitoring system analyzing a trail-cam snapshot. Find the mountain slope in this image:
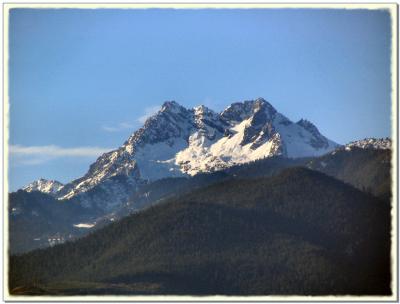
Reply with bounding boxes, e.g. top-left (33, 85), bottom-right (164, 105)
top-left (10, 147), bottom-right (391, 255)
top-left (46, 98), bottom-right (338, 208)
top-left (9, 157), bottom-right (310, 254)
top-left (110, 156), bottom-right (310, 218)
top-left (8, 191), bottom-right (94, 254)
top-left (10, 168), bottom-right (390, 295)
